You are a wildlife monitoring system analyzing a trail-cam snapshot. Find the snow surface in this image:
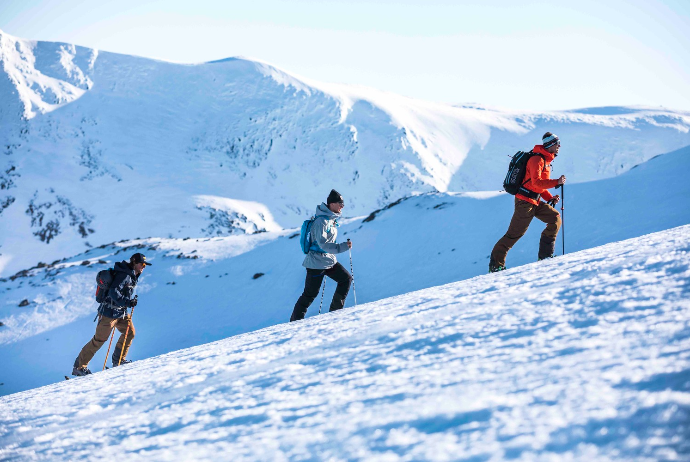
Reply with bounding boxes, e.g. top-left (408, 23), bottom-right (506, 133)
top-left (2, 28), bottom-right (690, 276)
top-left (1, 225), bottom-right (689, 461)
top-left (1, 28), bottom-right (689, 459)
top-left (1, 145), bottom-right (689, 395)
